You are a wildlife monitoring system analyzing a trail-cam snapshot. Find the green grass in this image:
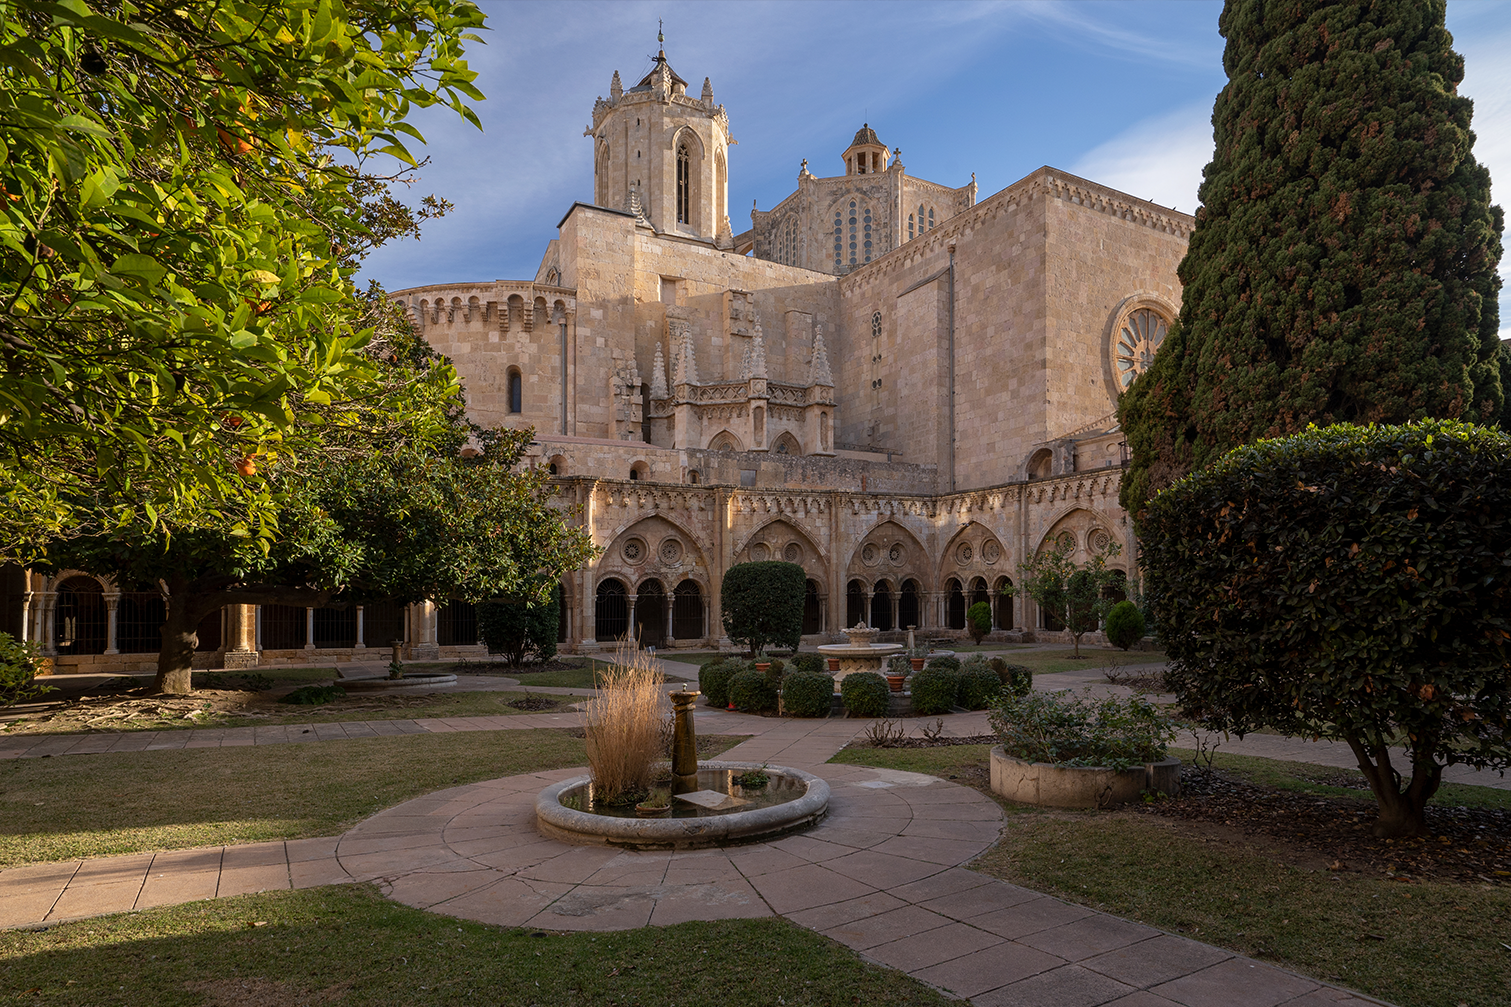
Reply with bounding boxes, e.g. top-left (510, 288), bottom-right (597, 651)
top-left (1002, 647), bottom-right (1168, 675)
top-left (0, 885), bottom-right (955, 1007)
top-left (0, 729), bottom-right (747, 868)
top-left (832, 743), bottom-right (1511, 1007)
